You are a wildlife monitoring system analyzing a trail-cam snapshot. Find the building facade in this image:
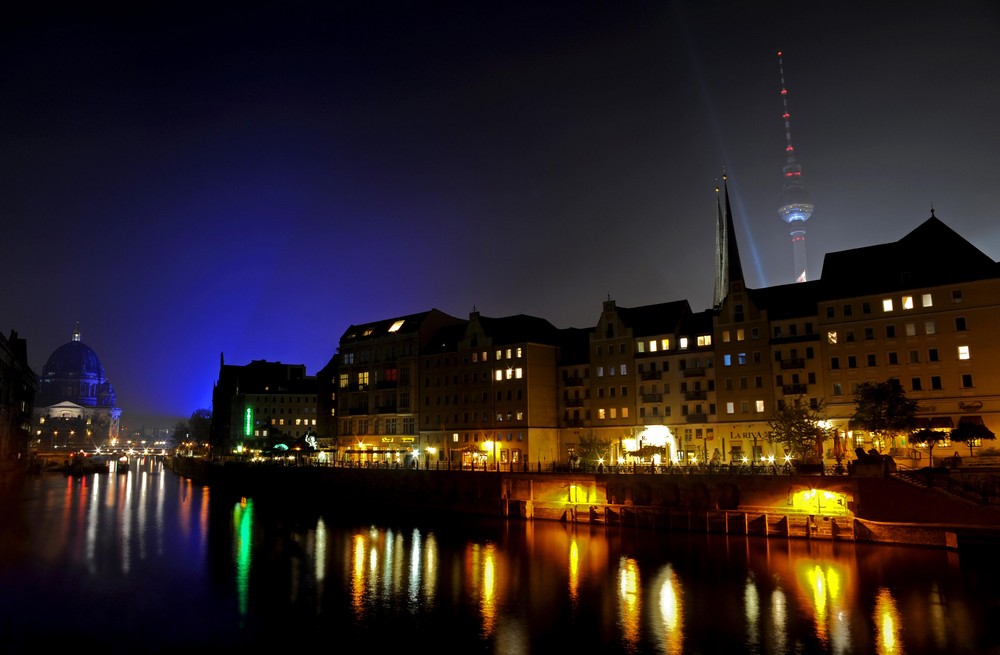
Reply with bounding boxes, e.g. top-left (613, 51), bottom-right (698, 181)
top-left (32, 324), bottom-right (121, 451)
top-left (219, 203), bottom-right (1000, 468)
top-left (0, 330), bottom-right (36, 487)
